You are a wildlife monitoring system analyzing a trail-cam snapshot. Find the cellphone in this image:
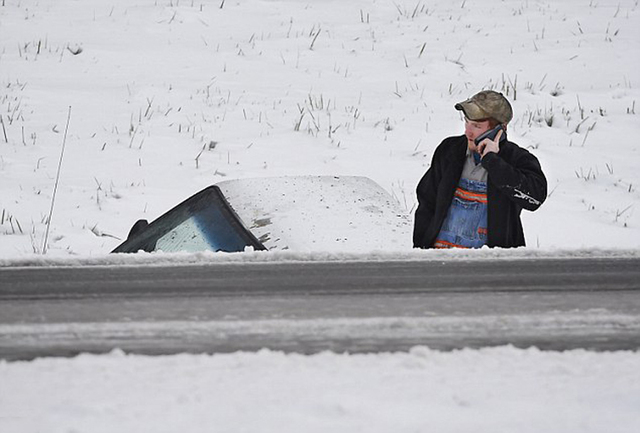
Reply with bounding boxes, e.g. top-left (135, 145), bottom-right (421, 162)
top-left (474, 124), bottom-right (506, 146)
